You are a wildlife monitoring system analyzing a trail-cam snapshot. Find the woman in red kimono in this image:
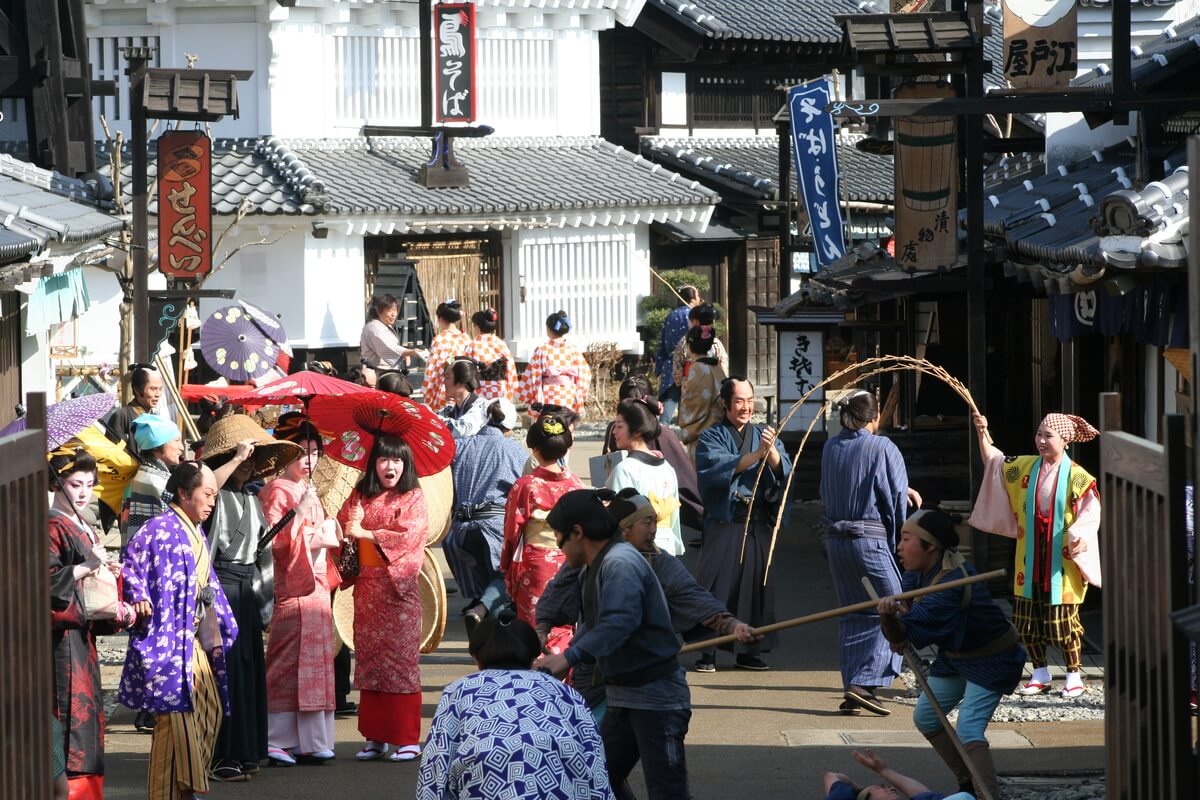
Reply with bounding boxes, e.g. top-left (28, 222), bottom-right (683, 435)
top-left (260, 416), bottom-right (342, 766)
top-left (337, 435), bottom-right (428, 763)
top-left (48, 448), bottom-right (136, 800)
top-left (500, 413), bottom-right (582, 654)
